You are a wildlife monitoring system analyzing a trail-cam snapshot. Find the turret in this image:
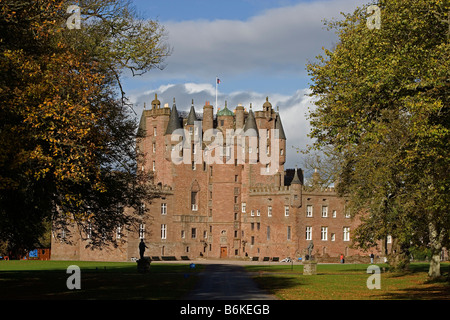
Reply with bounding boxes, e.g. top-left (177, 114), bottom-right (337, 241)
top-left (290, 166), bottom-right (303, 208)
